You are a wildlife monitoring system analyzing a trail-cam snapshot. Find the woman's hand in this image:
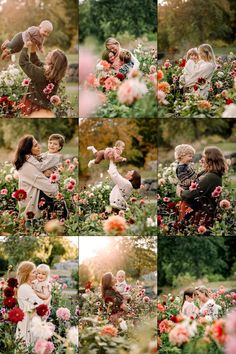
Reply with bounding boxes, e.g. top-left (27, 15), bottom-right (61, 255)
top-left (24, 41), bottom-right (36, 53)
top-left (176, 184), bottom-right (184, 197)
top-left (44, 169), bottom-right (53, 177)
